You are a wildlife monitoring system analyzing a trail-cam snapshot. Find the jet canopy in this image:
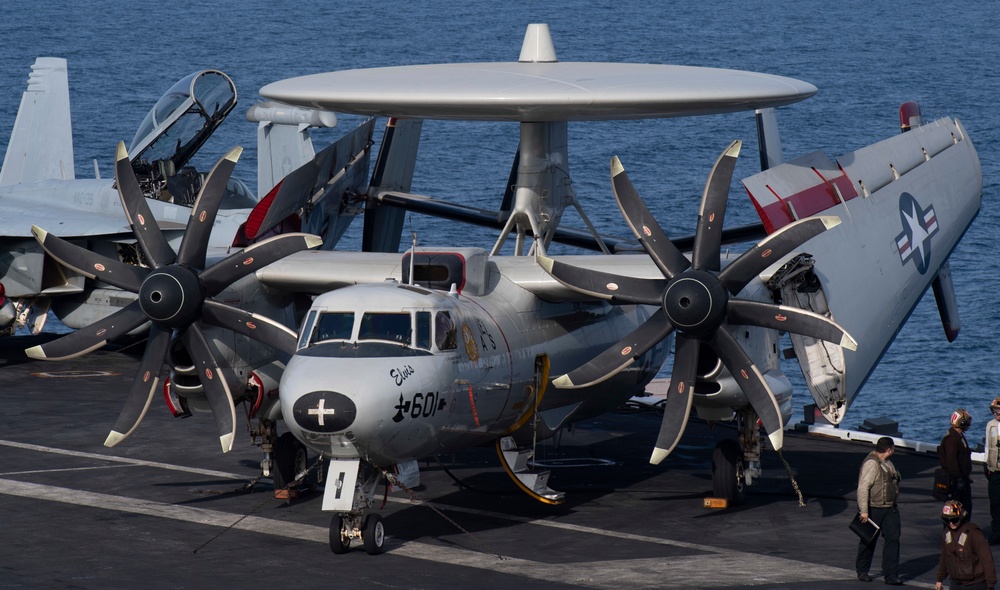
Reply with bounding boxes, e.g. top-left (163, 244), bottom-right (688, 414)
top-left (128, 70), bottom-right (237, 176)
